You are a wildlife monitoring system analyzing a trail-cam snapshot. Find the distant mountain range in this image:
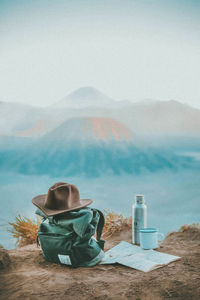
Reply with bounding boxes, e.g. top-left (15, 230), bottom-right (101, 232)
top-left (0, 115), bottom-right (198, 177)
top-left (1, 86), bottom-right (200, 139)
